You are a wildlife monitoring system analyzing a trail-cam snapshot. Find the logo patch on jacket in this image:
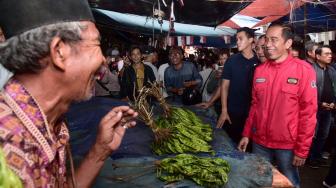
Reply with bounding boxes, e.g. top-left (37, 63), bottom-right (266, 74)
top-left (311, 80), bottom-right (317, 88)
top-left (287, 78), bottom-right (298, 85)
top-left (256, 78), bottom-right (266, 83)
